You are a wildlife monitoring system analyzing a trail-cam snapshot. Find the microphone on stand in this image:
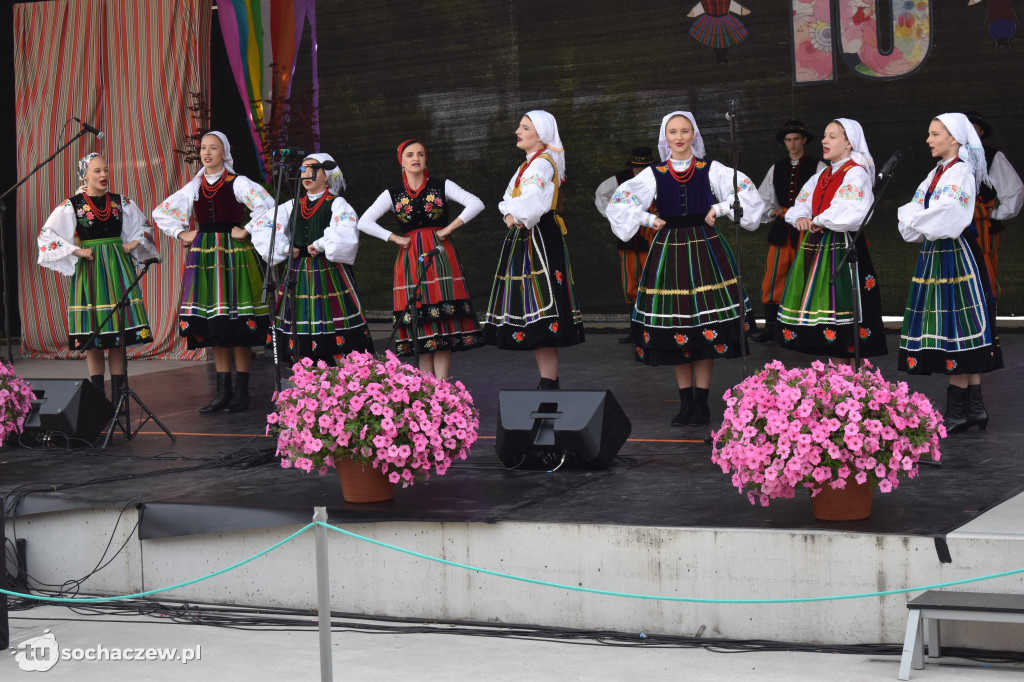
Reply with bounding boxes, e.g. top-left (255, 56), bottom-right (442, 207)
top-left (73, 117), bottom-right (104, 139)
top-left (877, 150), bottom-right (903, 179)
top-left (725, 100), bottom-right (737, 121)
top-left (142, 257), bottom-right (161, 266)
top-left (418, 246), bottom-right (444, 263)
